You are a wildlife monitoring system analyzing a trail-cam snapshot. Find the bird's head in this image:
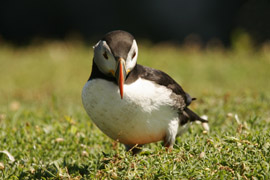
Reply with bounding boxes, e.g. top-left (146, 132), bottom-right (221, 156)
top-left (93, 30), bottom-right (138, 99)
